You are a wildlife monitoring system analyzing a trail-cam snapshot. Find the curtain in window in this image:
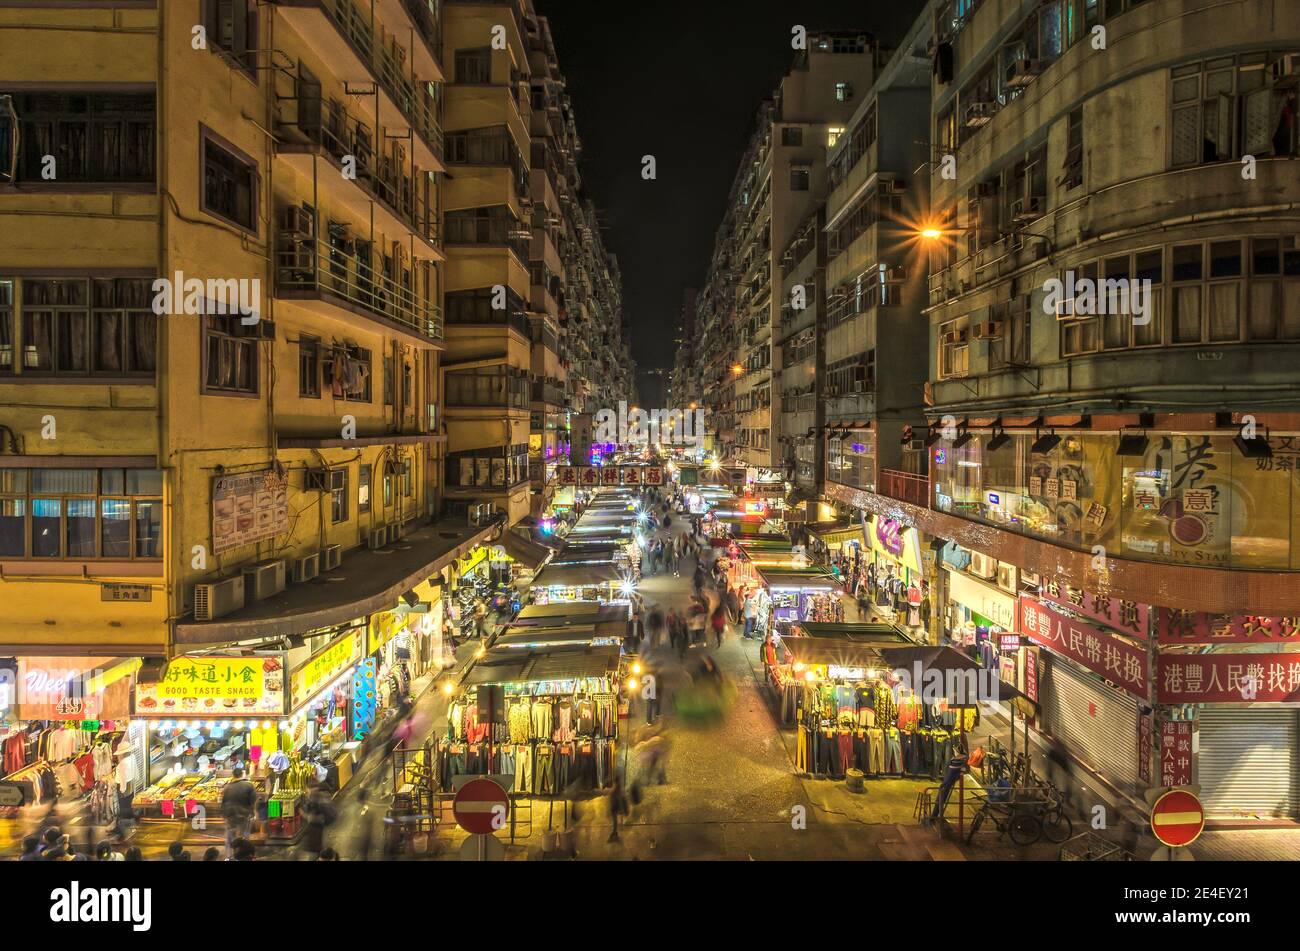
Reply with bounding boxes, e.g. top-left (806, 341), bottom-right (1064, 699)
top-left (1172, 286), bottom-right (1202, 342)
top-left (94, 311), bottom-right (123, 371)
top-left (32, 469), bottom-right (96, 493)
top-left (1207, 283), bottom-right (1240, 340)
top-left (100, 499), bottom-right (131, 557)
top-left (22, 312), bottom-right (53, 369)
top-left (134, 500), bottom-right (161, 557)
top-left (131, 311), bottom-right (157, 371)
